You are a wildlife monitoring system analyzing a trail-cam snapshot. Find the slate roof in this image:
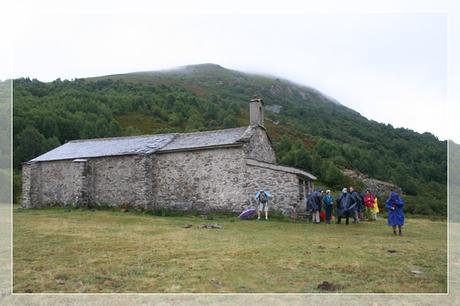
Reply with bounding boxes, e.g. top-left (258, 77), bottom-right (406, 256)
top-left (158, 127), bottom-right (249, 152)
top-left (30, 134), bottom-right (177, 162)
top-left (29, 127), bottom-right (253, 162)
